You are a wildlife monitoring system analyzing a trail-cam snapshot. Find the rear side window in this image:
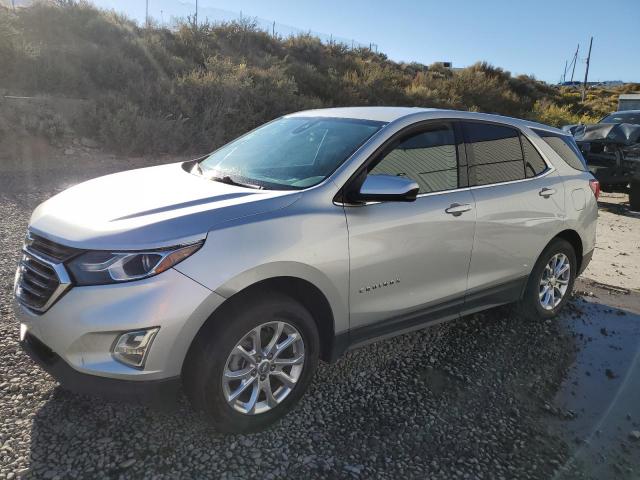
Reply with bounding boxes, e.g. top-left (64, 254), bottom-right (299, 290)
top-left (370, 124), bottom-right (458, 193)
top-left (532, 129), bottom-right (587, 171)
top-left (463, 122), bottom-right (525, 186)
